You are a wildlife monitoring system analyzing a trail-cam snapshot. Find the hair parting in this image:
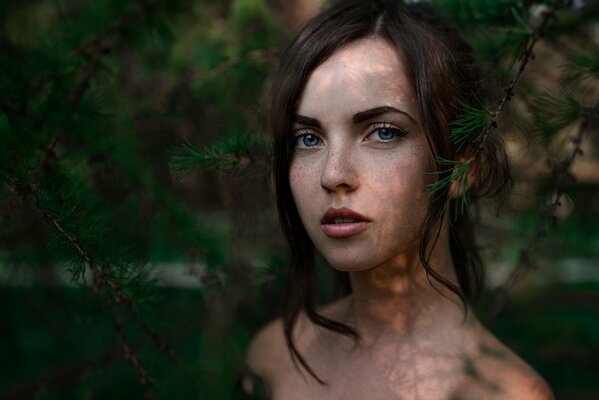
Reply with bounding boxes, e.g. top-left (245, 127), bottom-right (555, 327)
top-left (269, 0), bottom-right (511, 384)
